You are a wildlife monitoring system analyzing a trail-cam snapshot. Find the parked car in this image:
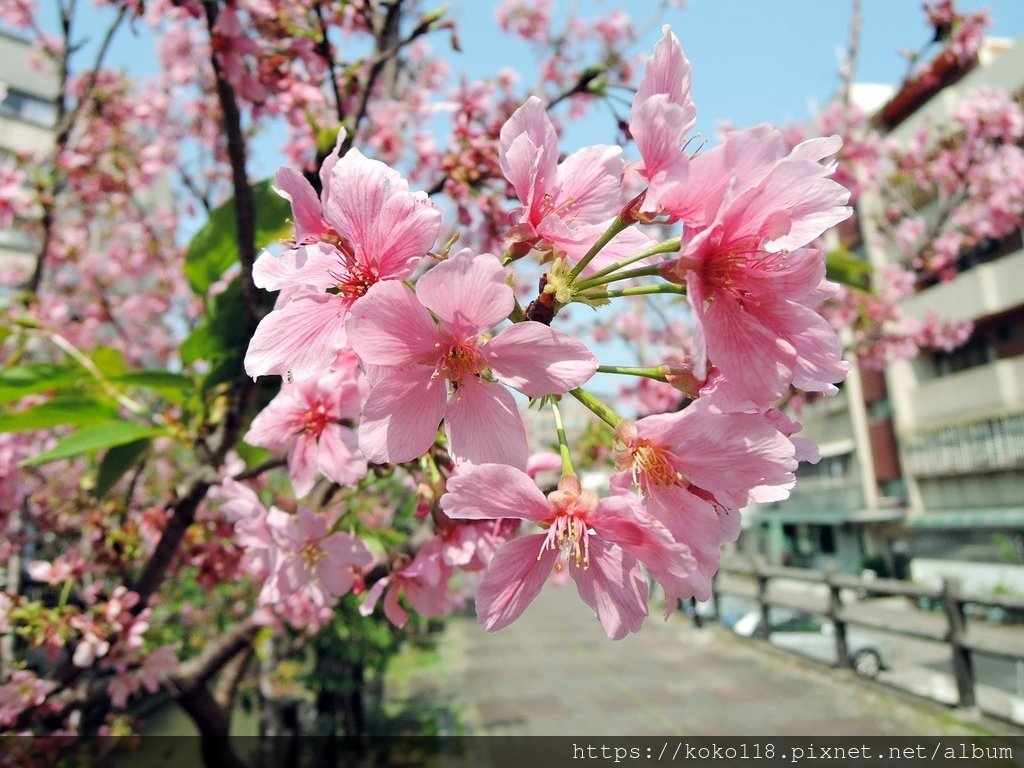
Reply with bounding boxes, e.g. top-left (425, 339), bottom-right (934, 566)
top-left (685, 596), bottom-right (756, 629)
top-left (731, 609), bottom-right (893, 678)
